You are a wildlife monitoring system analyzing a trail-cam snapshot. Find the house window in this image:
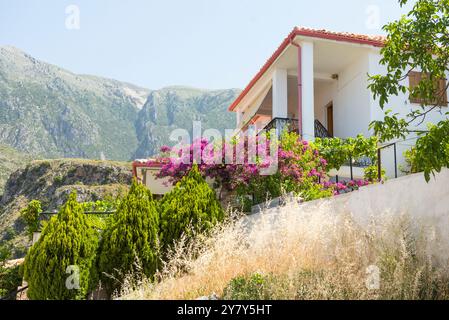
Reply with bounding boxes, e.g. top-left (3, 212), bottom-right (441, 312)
top-left (409, 71), bottom-right (448, 106)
